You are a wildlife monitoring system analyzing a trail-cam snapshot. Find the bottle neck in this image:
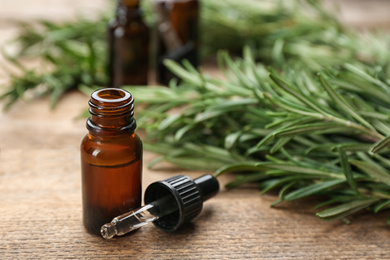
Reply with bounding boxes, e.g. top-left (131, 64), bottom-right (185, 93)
top-left (117, 7), bottom-right (142, 25)
top-left (120, 0), bottom-right (140, 7)
top-left (87, 88), bottom-right (136, 135)
top-left (114, 2), bottom-right (126, 19)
